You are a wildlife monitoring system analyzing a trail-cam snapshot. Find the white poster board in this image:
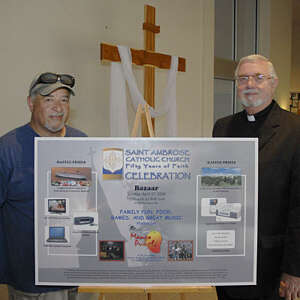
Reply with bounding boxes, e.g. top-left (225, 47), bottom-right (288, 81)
top-left (34, 138), bottom-right (258, 286)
